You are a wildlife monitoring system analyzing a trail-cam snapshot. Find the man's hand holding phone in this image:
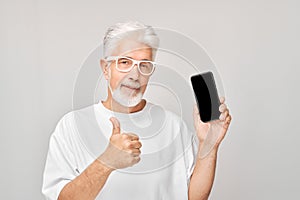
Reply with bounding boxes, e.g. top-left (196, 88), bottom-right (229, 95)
top-left (193, 96), bottom-right (232, 147)
top-left (191, 72), bottom-right (232, 158)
